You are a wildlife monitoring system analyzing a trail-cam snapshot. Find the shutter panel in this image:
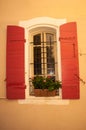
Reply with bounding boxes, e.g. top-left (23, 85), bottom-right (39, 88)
top-left (6, 26), bottom-right (26, 99)
top-left (60, 22), bottom-right (79, 99)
